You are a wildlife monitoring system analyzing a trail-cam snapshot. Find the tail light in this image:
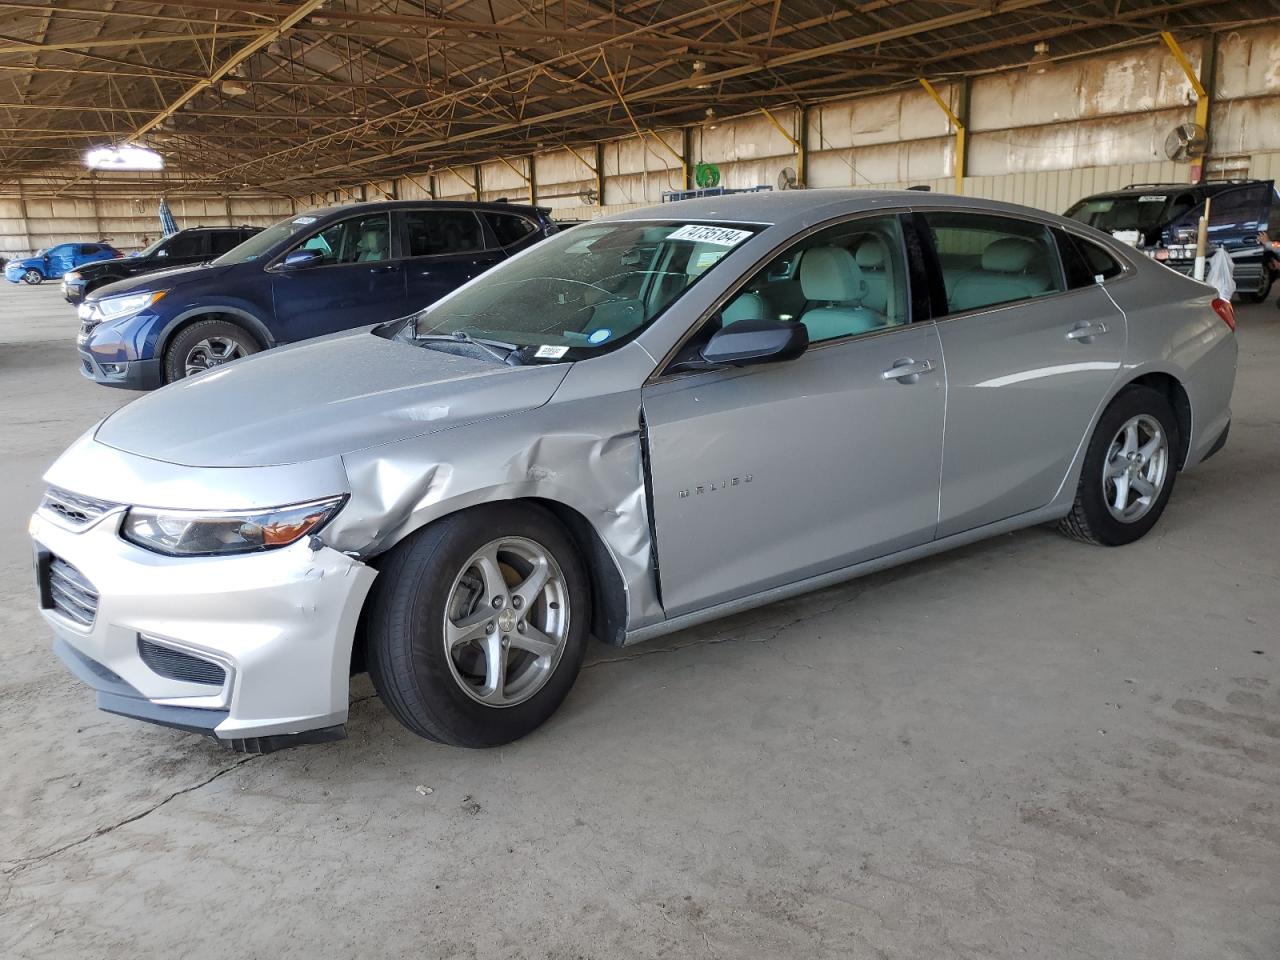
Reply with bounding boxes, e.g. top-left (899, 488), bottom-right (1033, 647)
top-left (1211, 298), bottom-right (1236, 331)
